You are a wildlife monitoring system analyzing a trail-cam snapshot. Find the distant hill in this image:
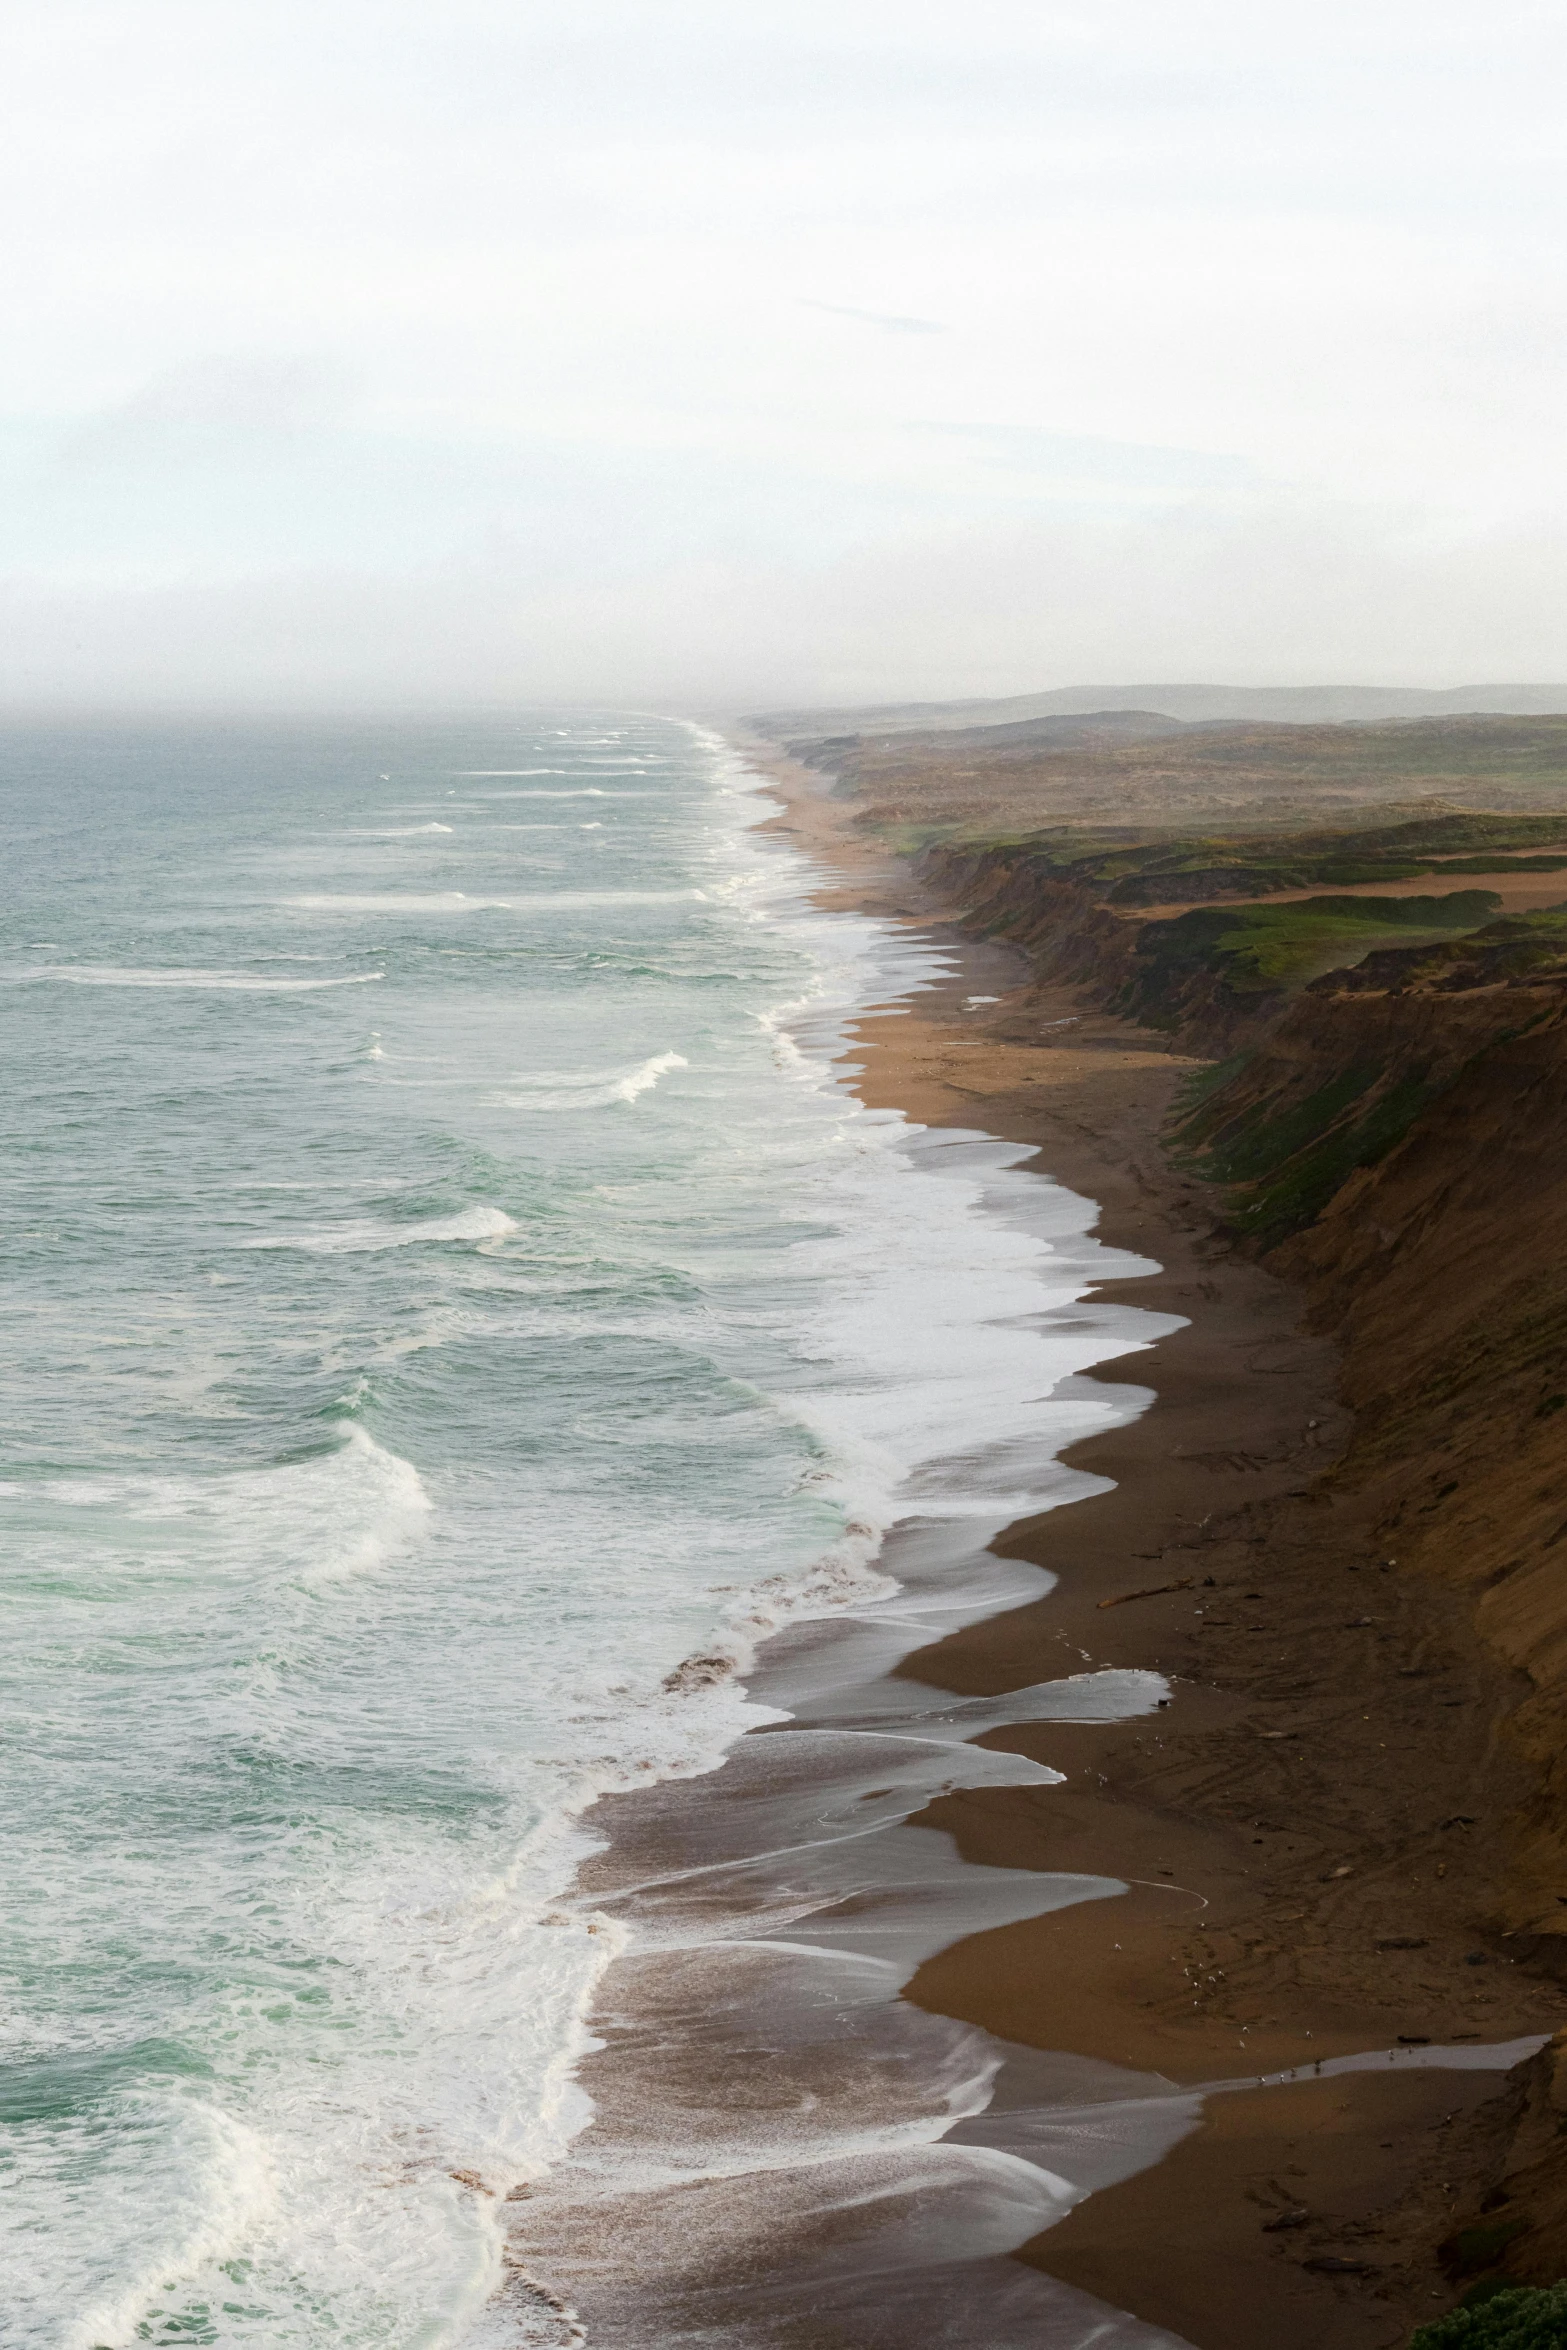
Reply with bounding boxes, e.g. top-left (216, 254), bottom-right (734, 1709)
top-left (752, 682), bottom-right (1567, 738)
top-left (872, 708), bottom-right (1196, 752)
top-left (775, 712), bottom-right (1567, 839)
